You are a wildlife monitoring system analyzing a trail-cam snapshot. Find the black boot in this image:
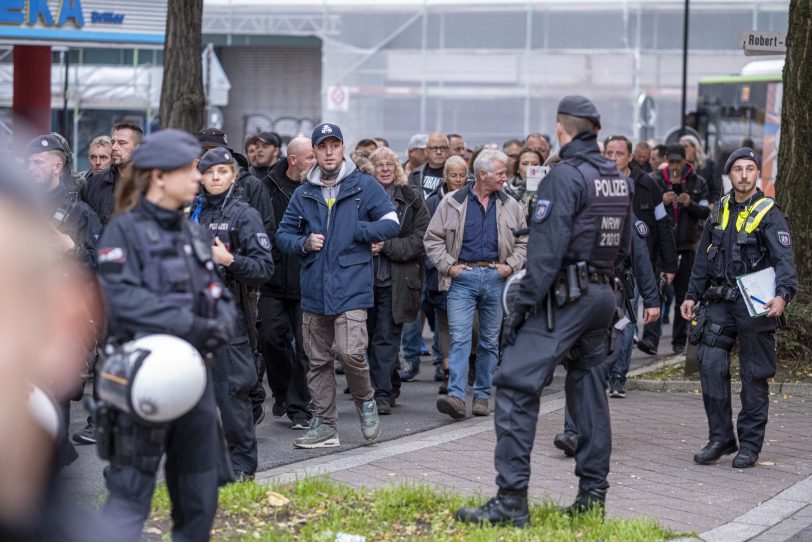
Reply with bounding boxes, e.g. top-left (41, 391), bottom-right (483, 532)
top-left (693, 440), bottom-right (738, 465)
top-left (455, 489), bottom-right (530, 527)
top-left (562, 488), bottom-right (606, 518)
top-left (553, 431), bottom-right (578, 457)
